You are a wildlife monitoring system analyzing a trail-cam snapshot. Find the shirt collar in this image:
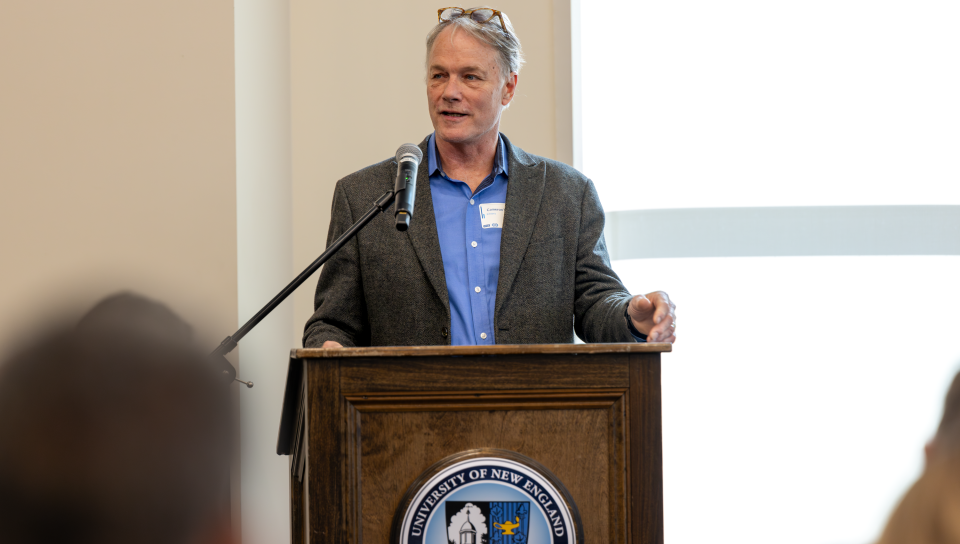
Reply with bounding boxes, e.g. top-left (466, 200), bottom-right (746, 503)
top-left (427, 132), bottom-right (509, 179)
